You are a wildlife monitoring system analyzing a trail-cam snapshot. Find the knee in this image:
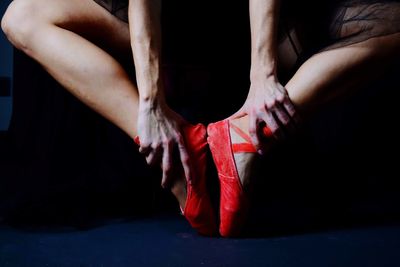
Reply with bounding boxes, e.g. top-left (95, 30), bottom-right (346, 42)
top-left (1, 0), bottom-right (43, 50)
